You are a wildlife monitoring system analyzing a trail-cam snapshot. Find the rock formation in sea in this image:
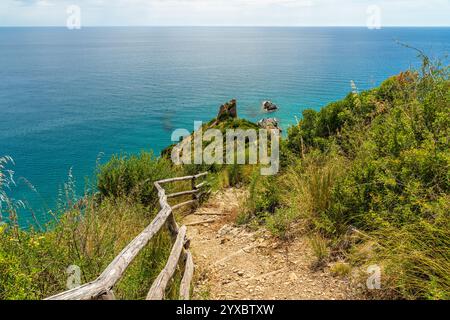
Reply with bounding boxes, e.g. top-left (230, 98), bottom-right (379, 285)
top-left (257, 118), bottom-right (281, 131)
top-left (217, 99), bottom-right (238, 121)
top-left (262, 100), bottom-right (278, 112)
